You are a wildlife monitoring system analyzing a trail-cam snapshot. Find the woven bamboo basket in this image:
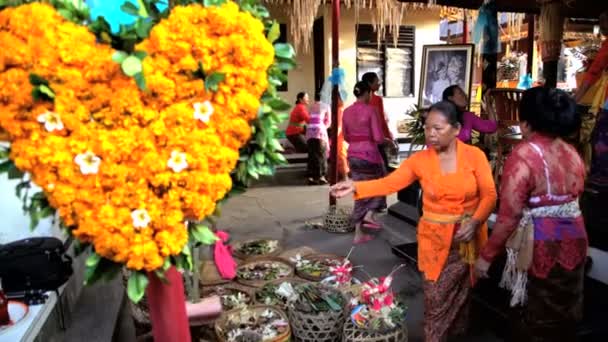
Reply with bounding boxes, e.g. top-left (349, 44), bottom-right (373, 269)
top-left (236, 257), bottom-right (294, 288)
top-left (232, 238), bottom-right (283, 260)
top-left (214, 305), bottom-right (291, 342)
top-left (254, 277), bottom-right (309, 309)
top-left (295, 253), bottom-right (345, 282)
top-left (322, 205), bottom-right (354, 233)
top-left (287, 285), bottom-right (348, 342)
top-left (342, 319), bottom-right (408, 342)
